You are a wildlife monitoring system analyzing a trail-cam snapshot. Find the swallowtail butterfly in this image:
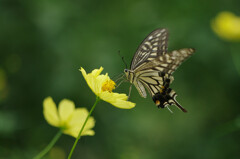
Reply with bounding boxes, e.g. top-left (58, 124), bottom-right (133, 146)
top-left (124, 28), bottom-right (195, 112)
